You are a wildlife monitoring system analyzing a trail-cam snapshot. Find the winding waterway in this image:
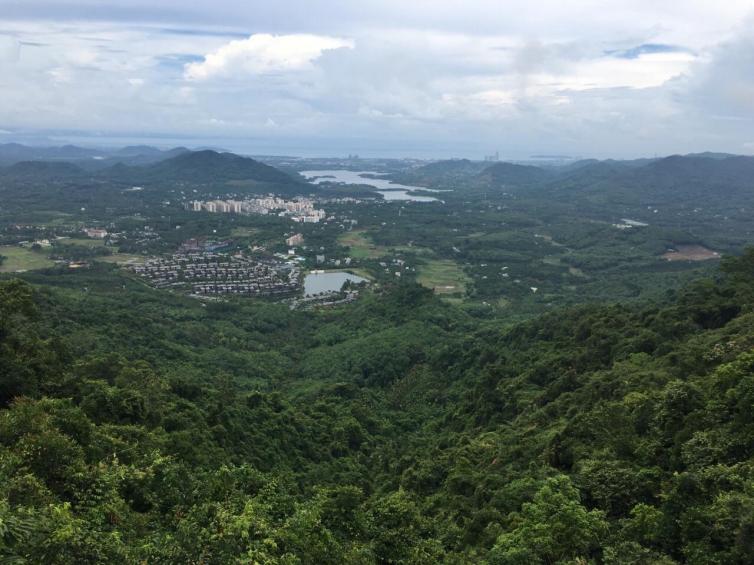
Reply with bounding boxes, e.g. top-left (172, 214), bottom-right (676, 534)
top-left (300, 170), bottom-right (443, 202)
